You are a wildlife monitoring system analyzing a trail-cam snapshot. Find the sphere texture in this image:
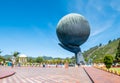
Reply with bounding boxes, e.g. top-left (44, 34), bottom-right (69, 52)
top-left (56, 13), bottom-right (90, 46)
